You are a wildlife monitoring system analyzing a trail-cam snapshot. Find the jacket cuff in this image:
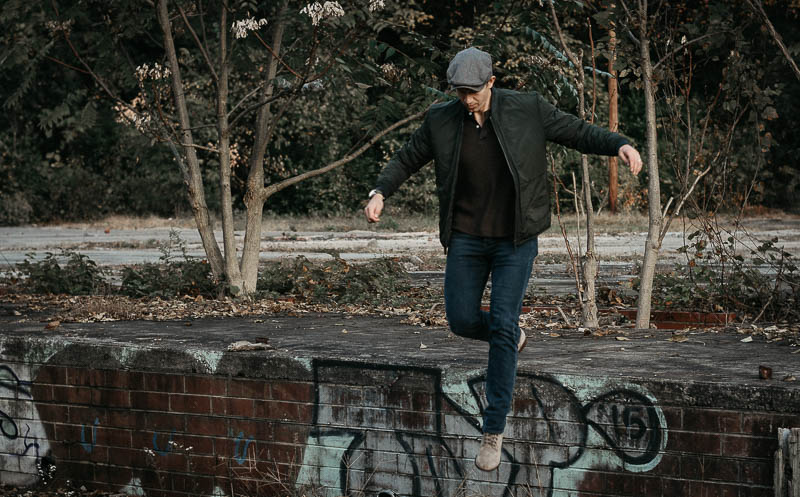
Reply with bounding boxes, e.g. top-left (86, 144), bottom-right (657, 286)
top-left (371, 185), bottom-right (390, 199)
top-left (615, 137), bottom-right (630, 154)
